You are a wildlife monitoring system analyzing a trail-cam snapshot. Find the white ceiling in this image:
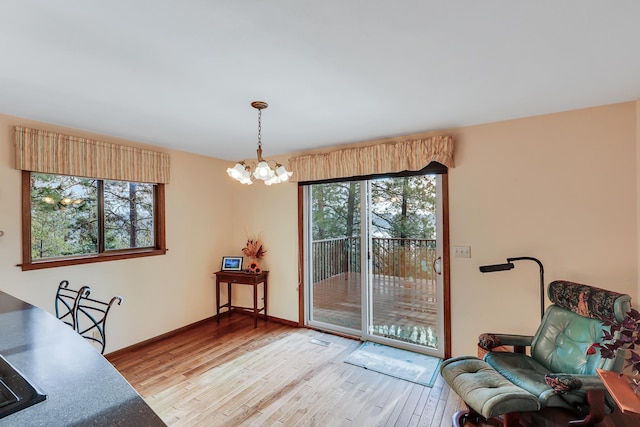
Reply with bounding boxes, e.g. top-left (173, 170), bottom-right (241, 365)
top-left (1, 1), bottom-right (640, 161)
